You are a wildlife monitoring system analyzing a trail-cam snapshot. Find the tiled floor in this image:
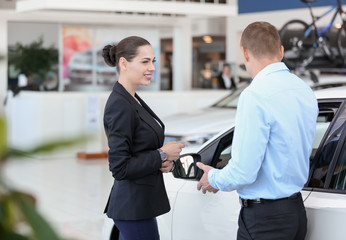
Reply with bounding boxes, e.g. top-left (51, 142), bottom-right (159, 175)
top-left (4, 150), bottom-right (113, 240)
